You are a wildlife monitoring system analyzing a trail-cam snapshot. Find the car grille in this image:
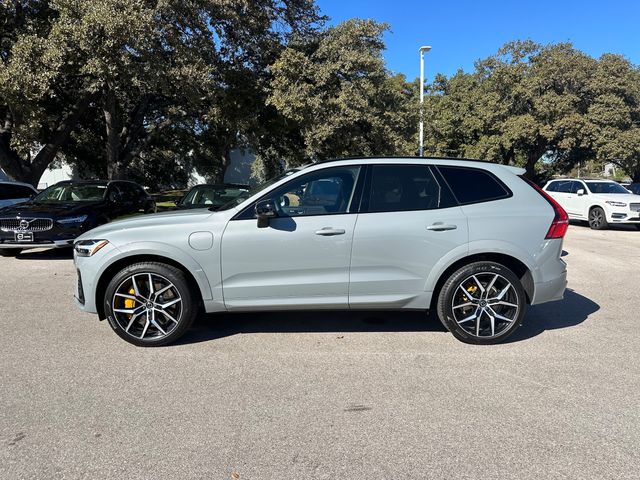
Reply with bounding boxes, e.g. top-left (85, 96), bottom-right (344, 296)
top-left (0, 218), bottom-right (54, 232)
top-left (630, 203), bottom-right (640, 212)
